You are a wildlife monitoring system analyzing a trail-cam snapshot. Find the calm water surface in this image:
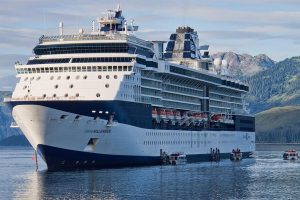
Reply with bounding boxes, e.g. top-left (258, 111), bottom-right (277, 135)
top-left (1, 144), bottom-right (300, 200)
